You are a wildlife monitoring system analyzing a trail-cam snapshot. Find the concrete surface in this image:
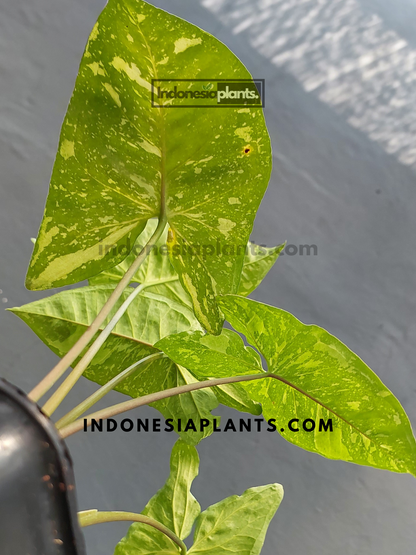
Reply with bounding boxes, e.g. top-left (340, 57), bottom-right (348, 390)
top-left (1, 0), bottom-right (416, 554)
